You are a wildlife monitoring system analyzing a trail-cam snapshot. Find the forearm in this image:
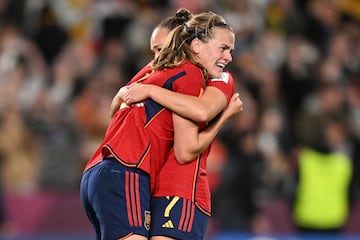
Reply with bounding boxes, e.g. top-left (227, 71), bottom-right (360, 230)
top-left (196, 115), bottom-right (228, 153)
top-left (124, 84), bottom-right (227, 122)
top-left (174, 93), bottom-right (242, 164)
top-left (147, 85), bottom-right (210, 122)
top-left (174, 113), bottom-right (228, 164)
top-left (110, 94), bottom-right (123, 117)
